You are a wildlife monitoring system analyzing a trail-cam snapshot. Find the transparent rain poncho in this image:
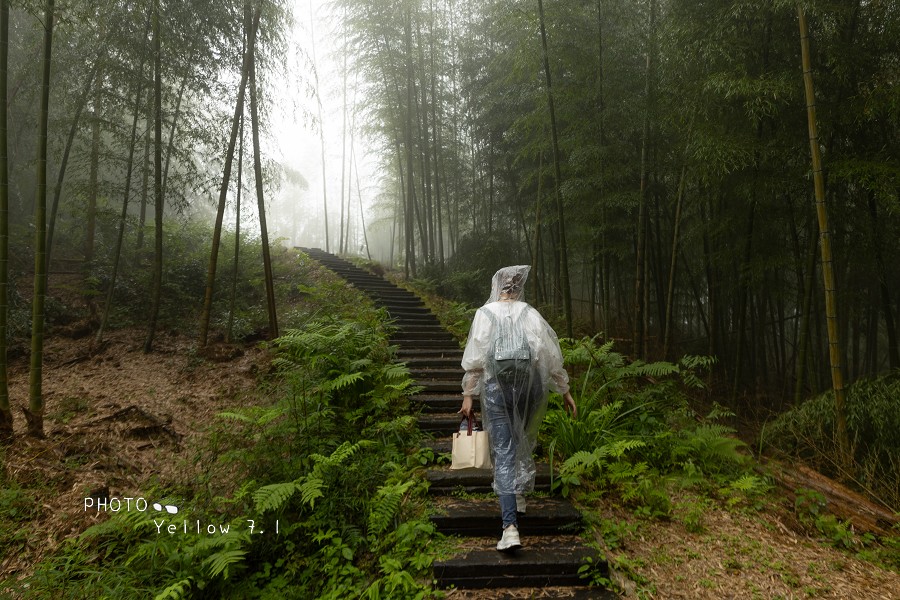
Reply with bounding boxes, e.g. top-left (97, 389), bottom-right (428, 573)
top-left (461, 266), bottom-right (570, 496)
